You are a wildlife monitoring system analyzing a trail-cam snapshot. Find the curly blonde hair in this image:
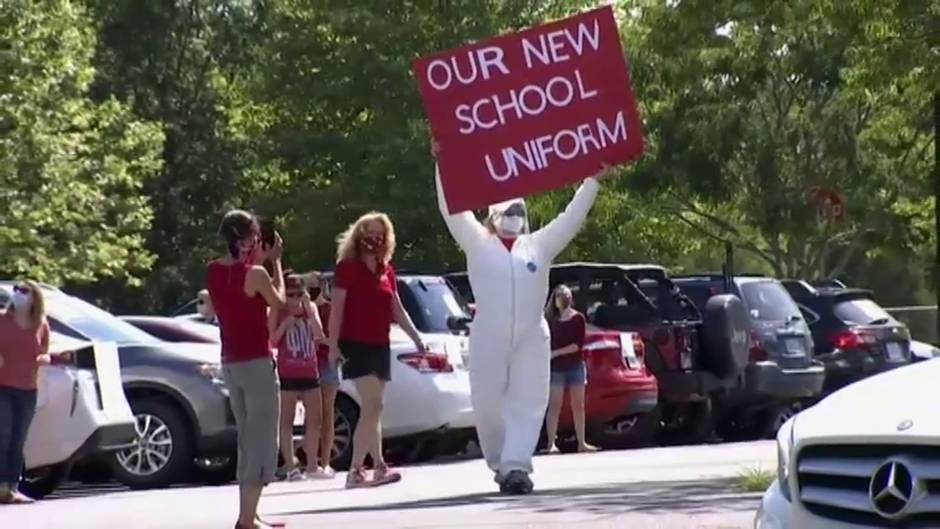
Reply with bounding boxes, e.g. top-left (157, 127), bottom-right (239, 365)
top-left (336, 211), bottom-right (397, 265)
